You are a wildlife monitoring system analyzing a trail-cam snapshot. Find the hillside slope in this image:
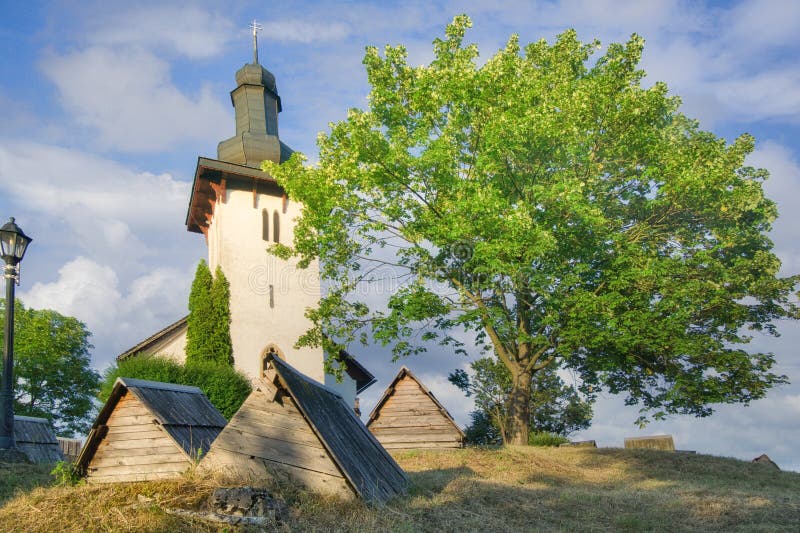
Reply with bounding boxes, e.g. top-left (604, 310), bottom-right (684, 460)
top-left (1, 446), bottom-right (797, 531)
